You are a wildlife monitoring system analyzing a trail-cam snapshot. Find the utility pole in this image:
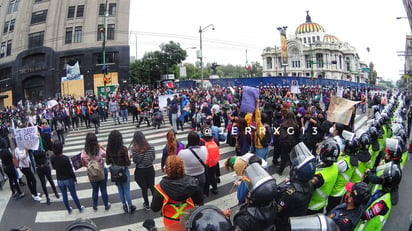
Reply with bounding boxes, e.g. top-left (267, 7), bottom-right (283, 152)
top-left (102, 0), bottom-right (108, 86)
